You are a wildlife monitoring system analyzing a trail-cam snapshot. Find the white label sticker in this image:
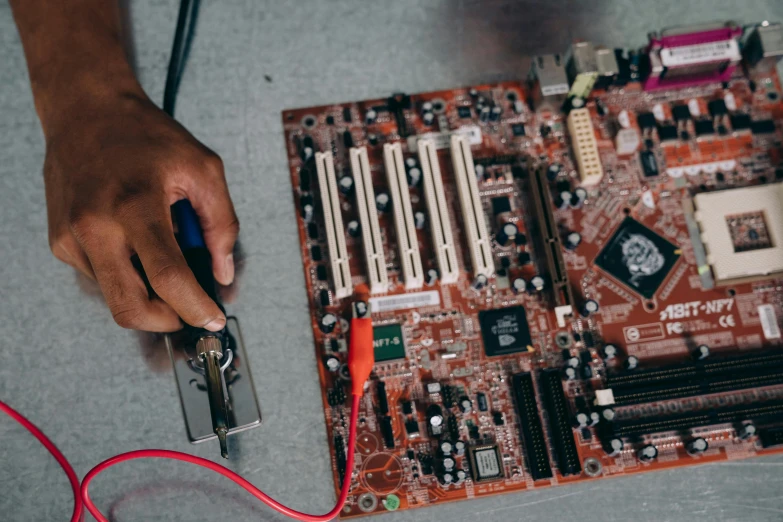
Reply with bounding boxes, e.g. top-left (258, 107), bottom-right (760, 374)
top-left (660, 40), bottom-right (740, 68)
top-left (474, 448), bottom-right (500, 478)
top-left (541, 82), bottom-right (569, 97)
top-left (407, 125), bottom-right (482, 152)
top-left (370, 290), bottom-right (440, 313)
top-left (758, 304), bottom-right (782, 340)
